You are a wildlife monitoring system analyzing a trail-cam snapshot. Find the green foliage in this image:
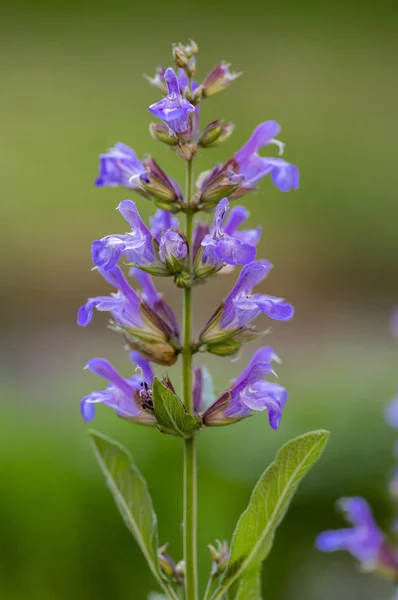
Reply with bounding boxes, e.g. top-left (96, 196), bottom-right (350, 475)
top-left (211, 430), bottom-right (330, 599)
top-left (230, 565), bottom-right (262, 600)
top-left (152, 378), bottom-right (202, 438)
top-left (89, 431), bottom-right (178, 600)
